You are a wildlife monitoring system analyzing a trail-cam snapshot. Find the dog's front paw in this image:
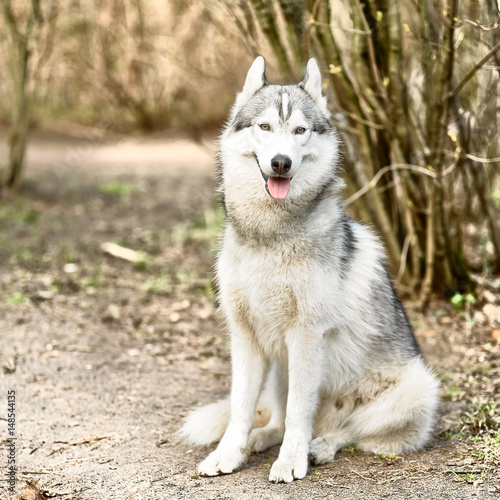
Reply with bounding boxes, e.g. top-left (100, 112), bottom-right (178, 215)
top-left (198, 448), bottom-right (246, 476)
top-left (268, 451), bottom-right (308, 483)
